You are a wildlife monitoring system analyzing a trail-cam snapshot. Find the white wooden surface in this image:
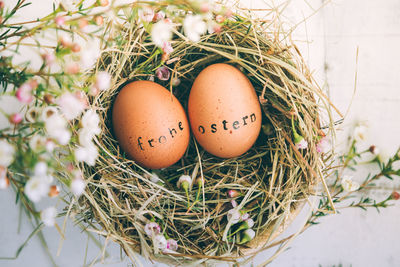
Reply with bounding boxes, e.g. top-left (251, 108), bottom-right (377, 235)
top-left (1, 0), bottom-right (400, 266)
